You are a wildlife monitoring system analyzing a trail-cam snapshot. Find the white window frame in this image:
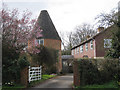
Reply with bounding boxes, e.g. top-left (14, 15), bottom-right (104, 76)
top-left (85, 43), bottom-right (88, 51)
top-left (90, 40), bottom-right (93, 49)
top-left (104, 39), bottom-right (112, 48)
top-left (37, 39), bottom-right (44, 45)
top-left (80, 45), bottom-right (83, 53)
